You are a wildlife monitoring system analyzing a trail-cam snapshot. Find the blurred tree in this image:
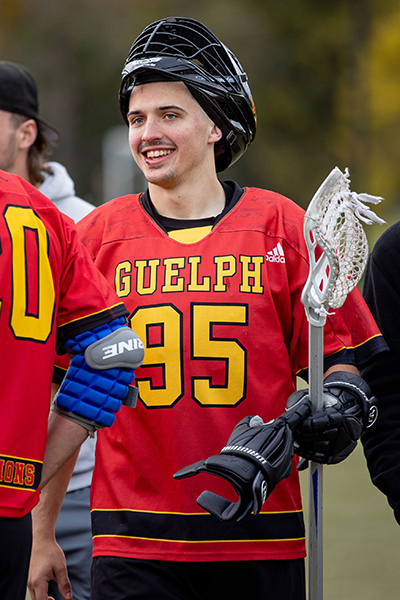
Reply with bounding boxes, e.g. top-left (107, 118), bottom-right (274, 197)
top-left (0, 0), bottom-right (398, 223)
top-left (368, 2), bottom-right (400, 222)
